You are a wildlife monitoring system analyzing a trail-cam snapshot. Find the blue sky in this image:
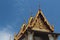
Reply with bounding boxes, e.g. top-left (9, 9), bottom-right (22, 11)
top-left (0, 0), bottom-right (60, 40)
